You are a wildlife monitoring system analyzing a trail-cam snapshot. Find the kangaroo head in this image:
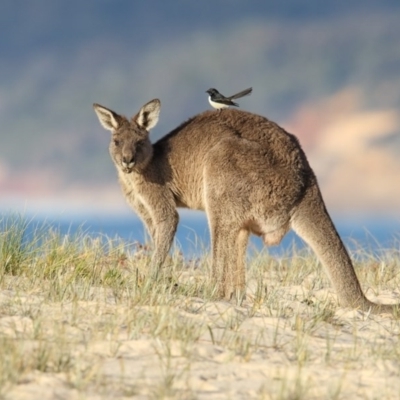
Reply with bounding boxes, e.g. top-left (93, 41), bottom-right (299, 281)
top-left (93, 99), bottom-right (160, 173)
